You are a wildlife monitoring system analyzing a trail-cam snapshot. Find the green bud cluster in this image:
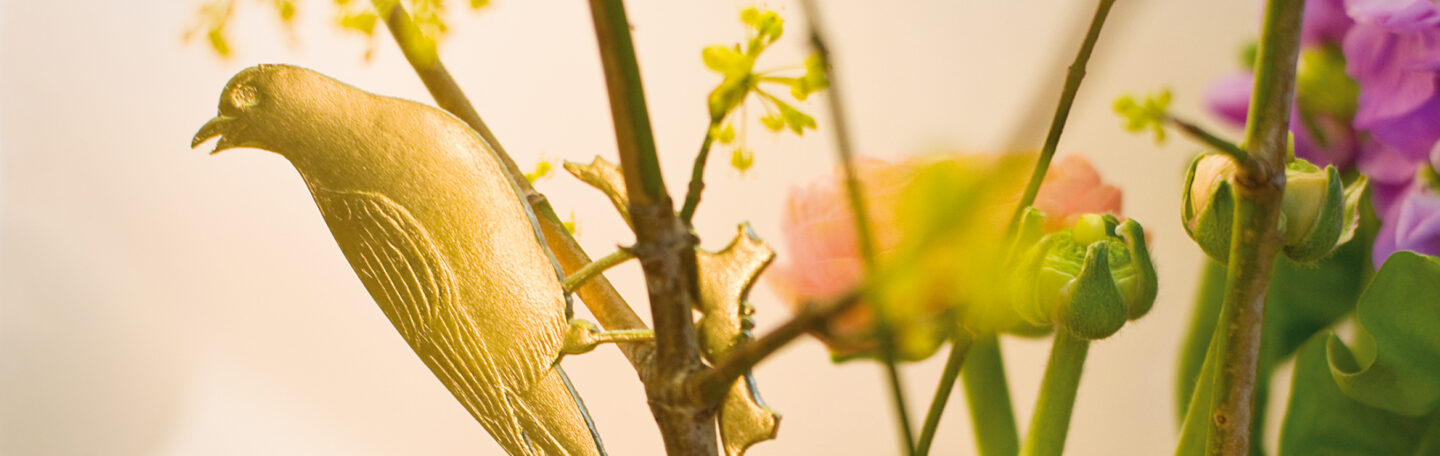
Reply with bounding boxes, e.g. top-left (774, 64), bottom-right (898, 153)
top-left (701, 7), bottom-right (830, 170)
top-left (1113, 89), bottom-right (1172, 144)
top-left (1005, 211), bottom-right (1157, 340)
top-left (1182, 154), bottom-right (1366, 264)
